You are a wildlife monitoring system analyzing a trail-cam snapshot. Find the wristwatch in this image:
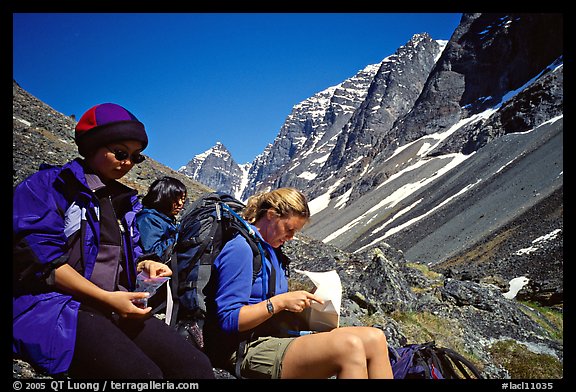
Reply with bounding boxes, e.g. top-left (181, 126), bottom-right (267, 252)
top-left (266, 298), bottom-right (275, 315)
